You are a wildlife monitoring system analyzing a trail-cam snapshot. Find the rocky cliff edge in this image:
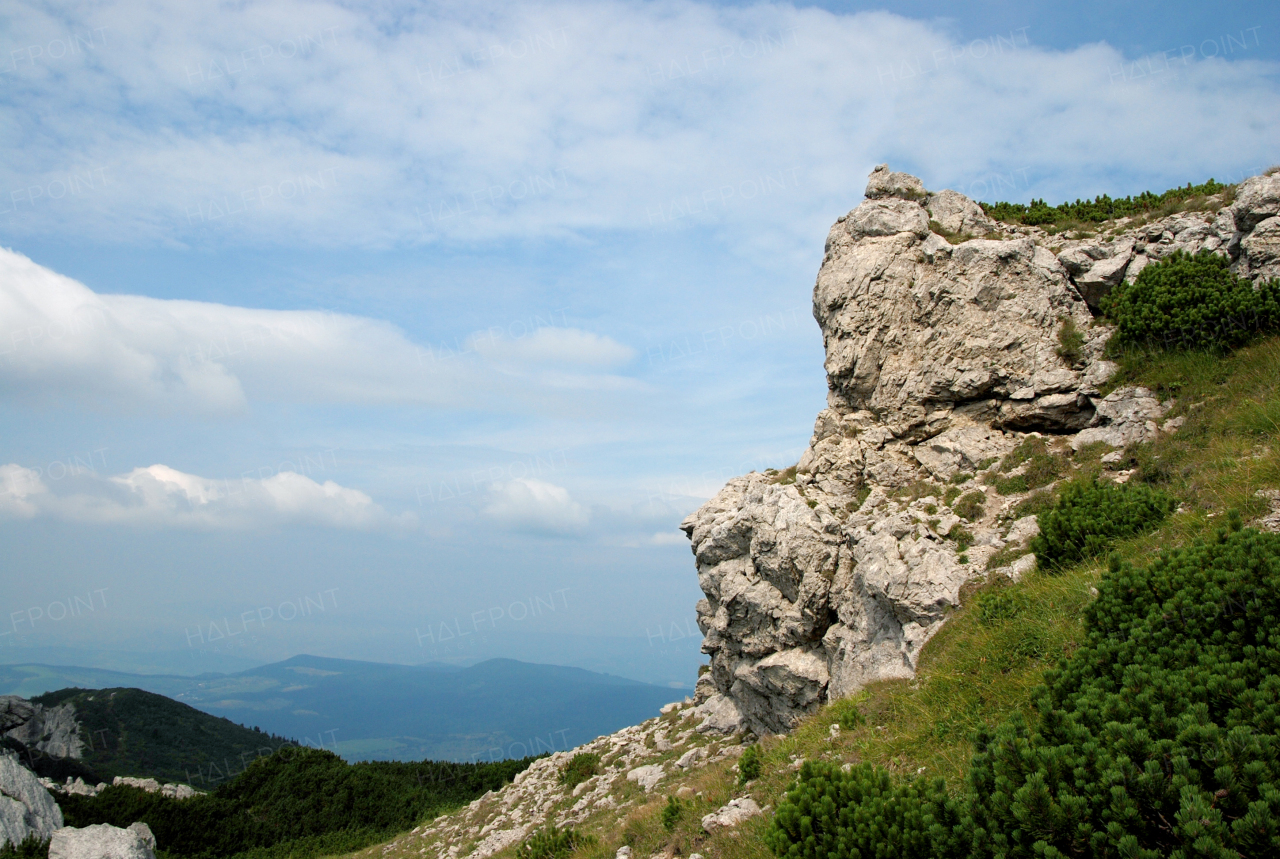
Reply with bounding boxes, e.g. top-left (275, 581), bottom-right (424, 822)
top-left (682, 164), bottom-right (1280, 736)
